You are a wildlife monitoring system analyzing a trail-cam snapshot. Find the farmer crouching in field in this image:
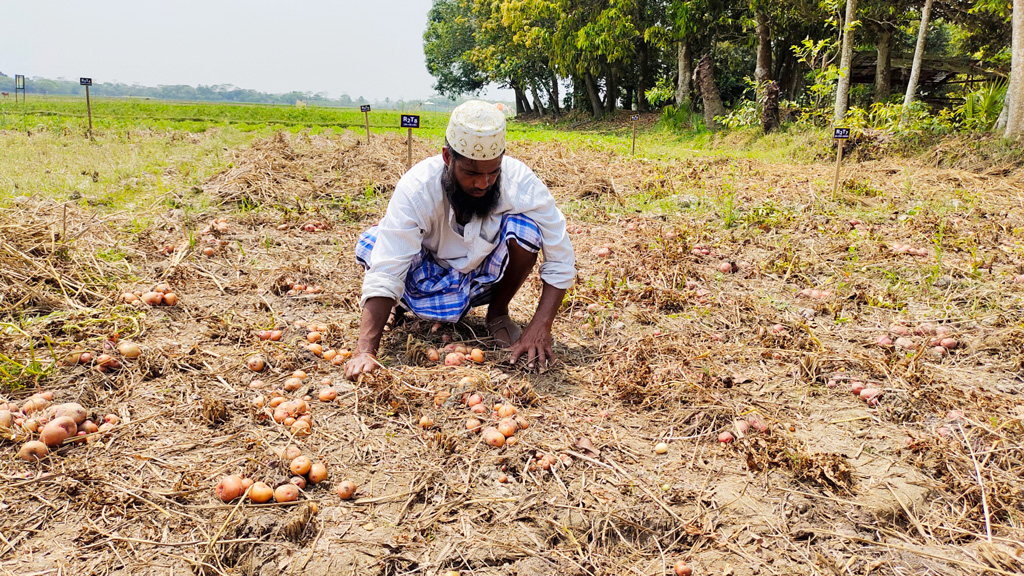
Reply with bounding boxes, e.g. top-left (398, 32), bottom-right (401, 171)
top-left (345, 100), bottom-right (575, 381)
